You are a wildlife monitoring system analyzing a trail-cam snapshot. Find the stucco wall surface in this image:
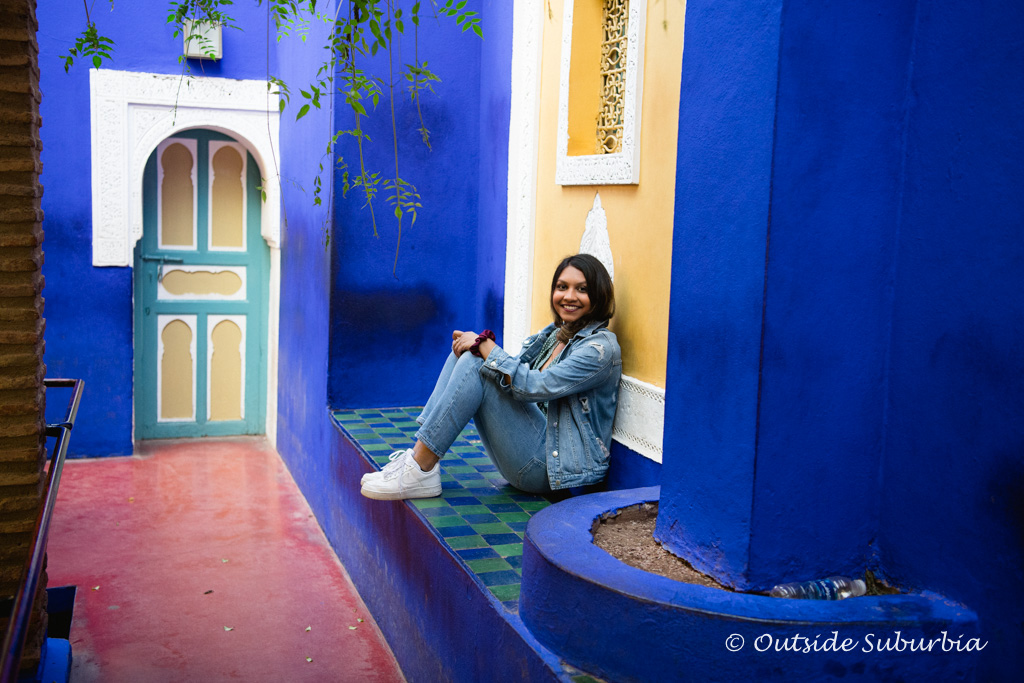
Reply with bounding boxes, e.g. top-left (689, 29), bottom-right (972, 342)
top-left (327, 5), bottom-right (506, 409)
top-left (656, 0), bottom-right (781, 584)
top-left (878, 2), bottom-right (1024, 679)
